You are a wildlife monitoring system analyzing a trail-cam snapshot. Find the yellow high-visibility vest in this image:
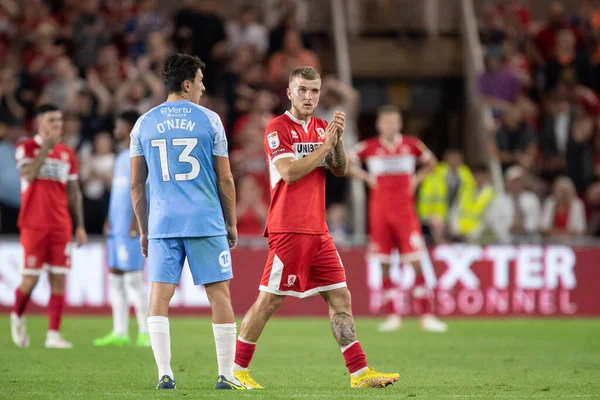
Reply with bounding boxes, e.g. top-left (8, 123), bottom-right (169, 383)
top-left (418, 163), bottom-right (475, 221)
top-left (456, 185), bottom-right (495, 236)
